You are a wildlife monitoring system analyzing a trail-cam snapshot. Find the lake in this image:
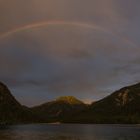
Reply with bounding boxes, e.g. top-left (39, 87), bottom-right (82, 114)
top-left (0, 124), bottom-right (140, 140)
